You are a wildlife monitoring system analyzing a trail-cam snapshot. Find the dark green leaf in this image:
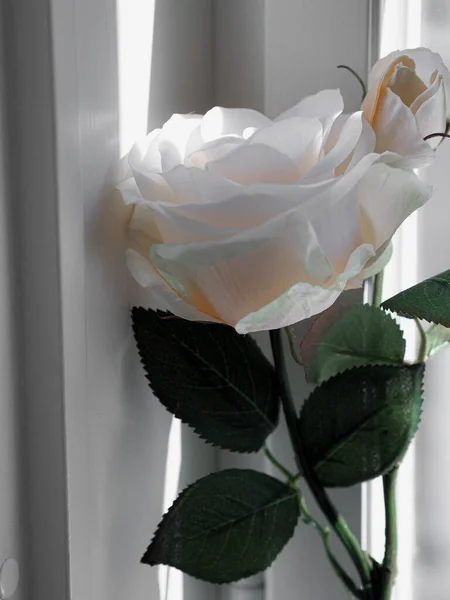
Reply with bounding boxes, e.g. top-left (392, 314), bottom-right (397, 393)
top-left (382, 269), bottom-right (450, 326)
top-left (142, 469), bottom-right (299, 583)
top-left (298, 364), bottom-right (424, 487)
top-left (303, 305), bottom-right (406, 384)
top-left (132, 308), bottom-right (279, 452)
top-left (426, 323), bottom-right (450, 358)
